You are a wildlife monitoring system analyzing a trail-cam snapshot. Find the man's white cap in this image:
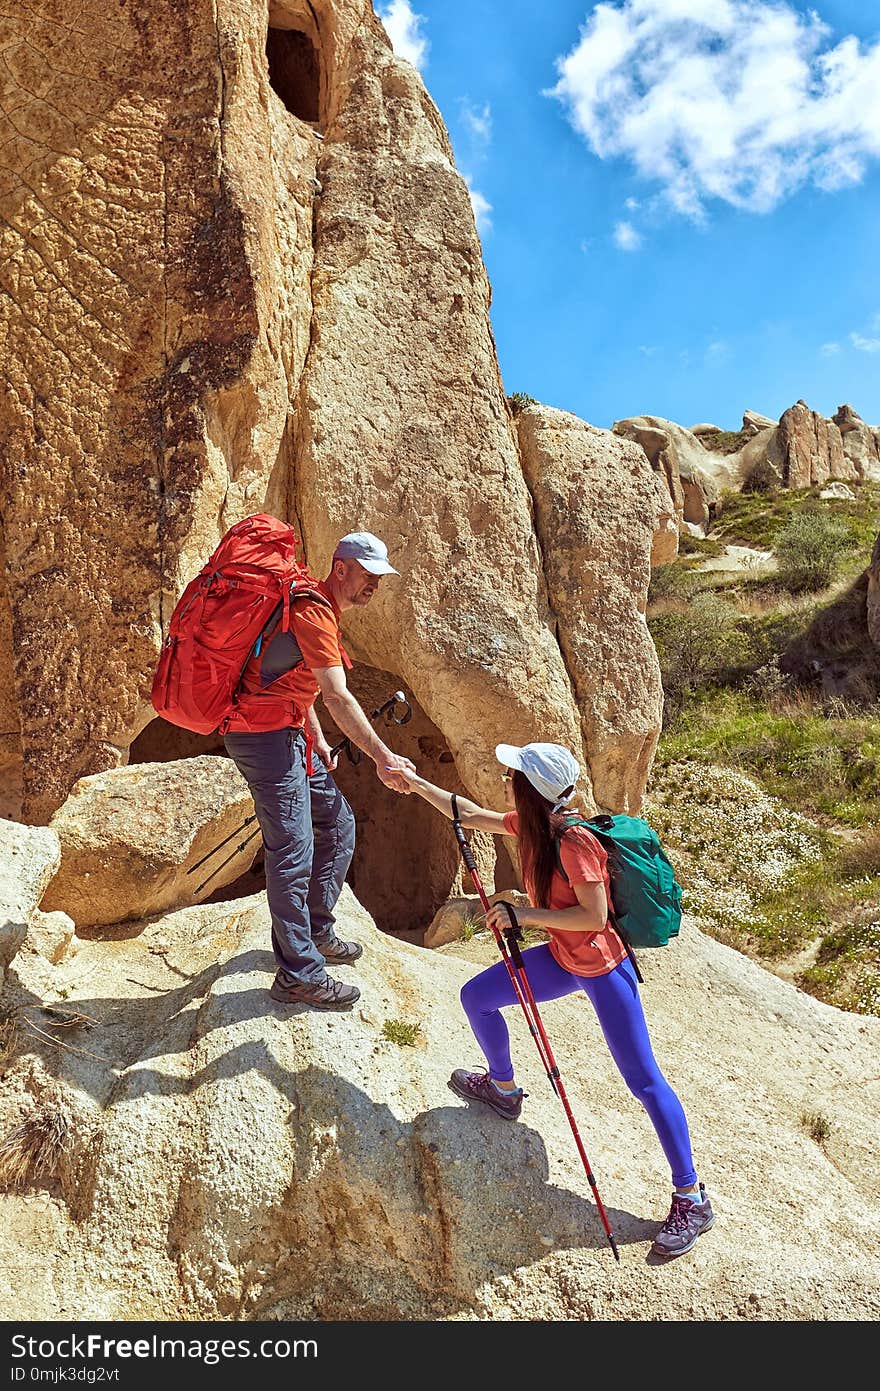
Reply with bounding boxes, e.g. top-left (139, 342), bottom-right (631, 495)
top-left (495, 741), bottom-right (580, 806)
top-left (332, 531), bottom-right (399, 575)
